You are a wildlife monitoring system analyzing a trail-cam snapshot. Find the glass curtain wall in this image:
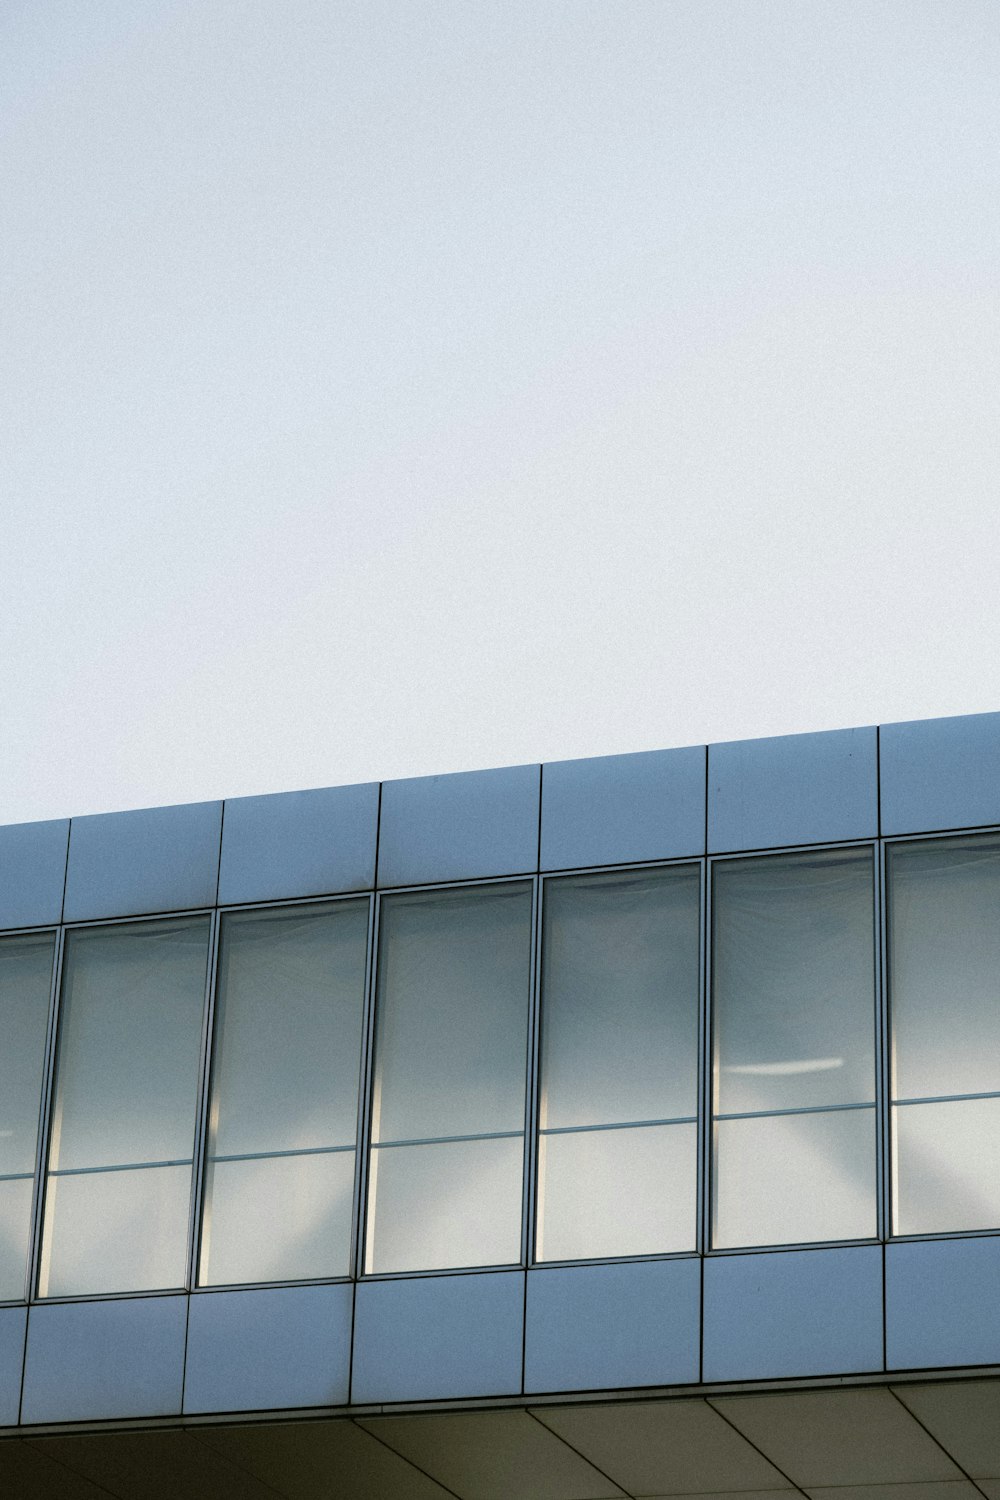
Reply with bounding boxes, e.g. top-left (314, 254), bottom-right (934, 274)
top-left (365, 883), bottom-right (532, 1274)
top-left (0, 933), bottom-right (55, 1300)
top-left (536, 866), bottom-right (700, 1261)
top-left (888, 833), bottom-right (1000, 1235)
top-left (39, 918), bottom-right (211, 1297)
top-left (712, 848), bottom-right (877, 1248)
top-left (199, 900), bottom-right (369, 1285)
